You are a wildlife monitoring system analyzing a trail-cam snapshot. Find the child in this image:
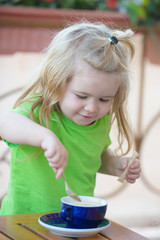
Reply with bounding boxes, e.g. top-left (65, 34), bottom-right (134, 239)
top-left (0, 21), bottom-right (141, 215)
